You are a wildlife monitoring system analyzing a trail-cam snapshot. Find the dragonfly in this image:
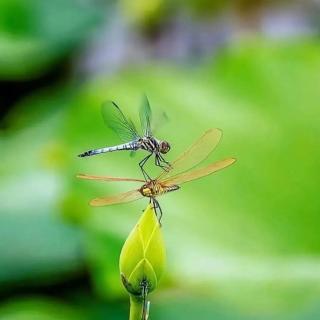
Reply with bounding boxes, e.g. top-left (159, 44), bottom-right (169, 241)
top-left (77, 128), bottom-right (236, 222)
top-left (78, 96), bottom-right (171, 180)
